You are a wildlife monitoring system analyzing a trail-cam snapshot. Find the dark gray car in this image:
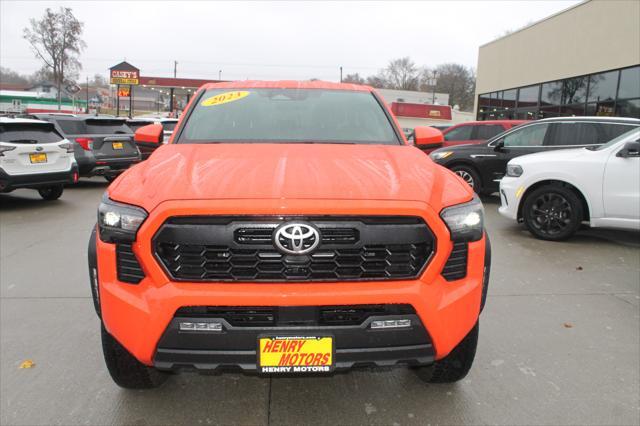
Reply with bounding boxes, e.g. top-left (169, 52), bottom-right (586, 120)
top-left (31, 114), bottom-right (141, 181)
